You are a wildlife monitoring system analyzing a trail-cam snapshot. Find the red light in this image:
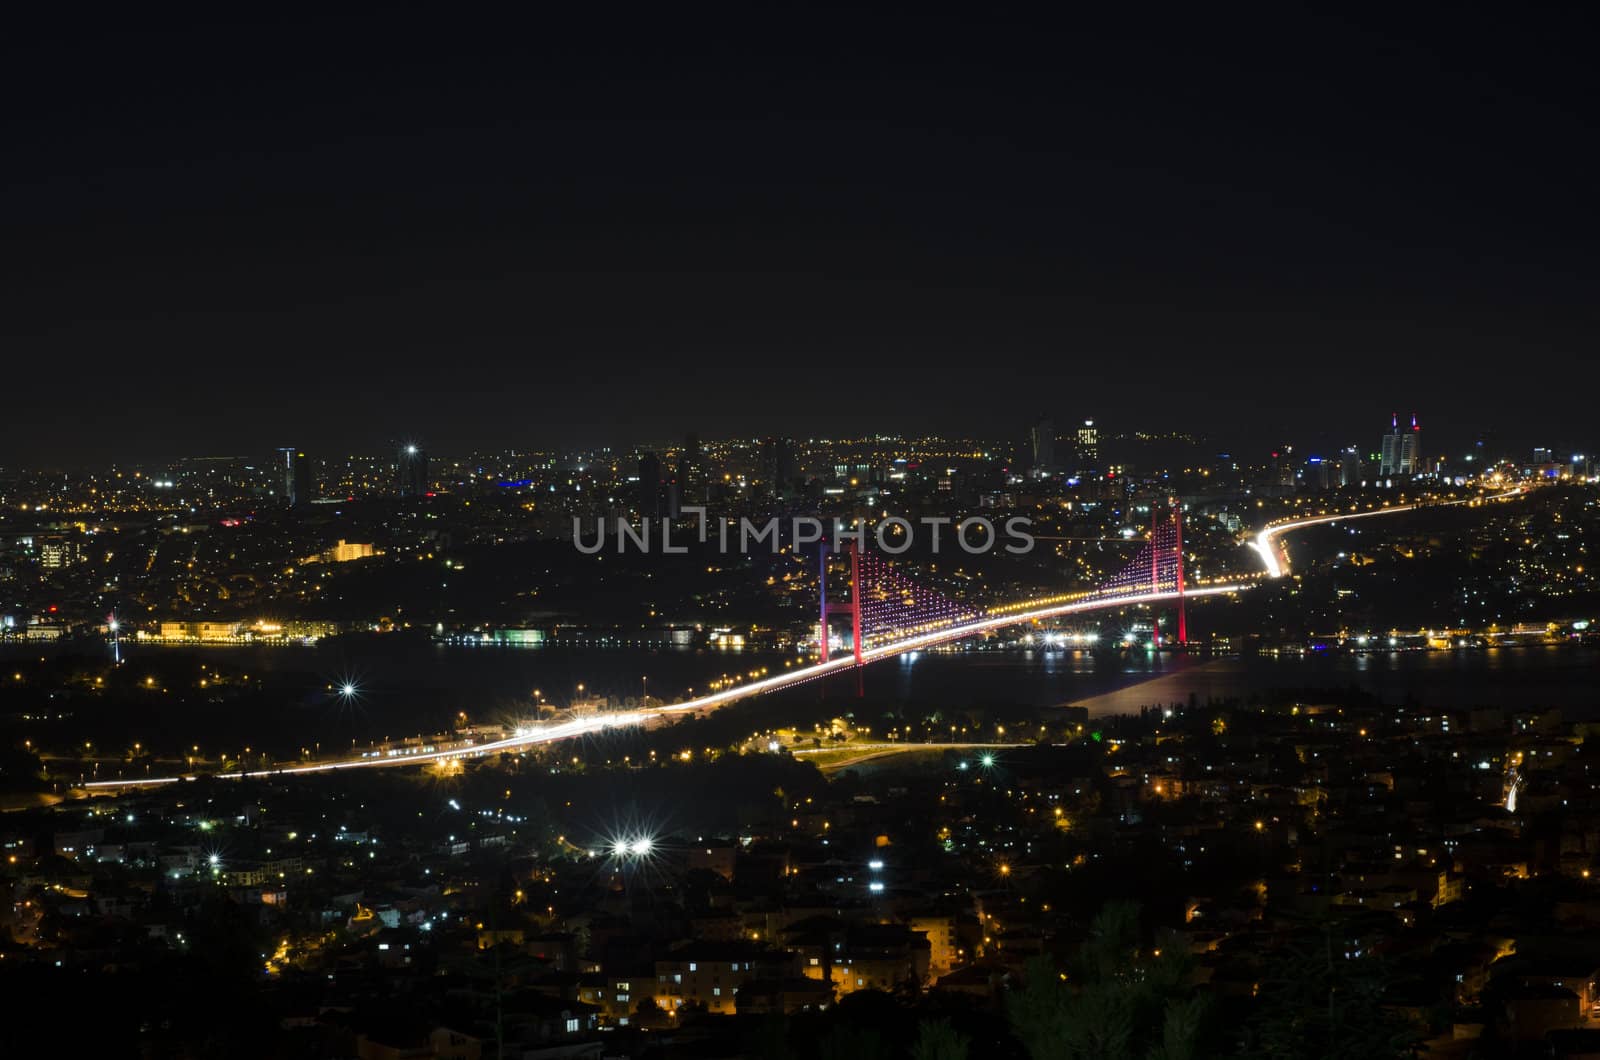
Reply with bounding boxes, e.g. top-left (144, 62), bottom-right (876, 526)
top-left (425, 491), bottom-right (436, 497)
top-left (48, 605), bottom-right (57, 613)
